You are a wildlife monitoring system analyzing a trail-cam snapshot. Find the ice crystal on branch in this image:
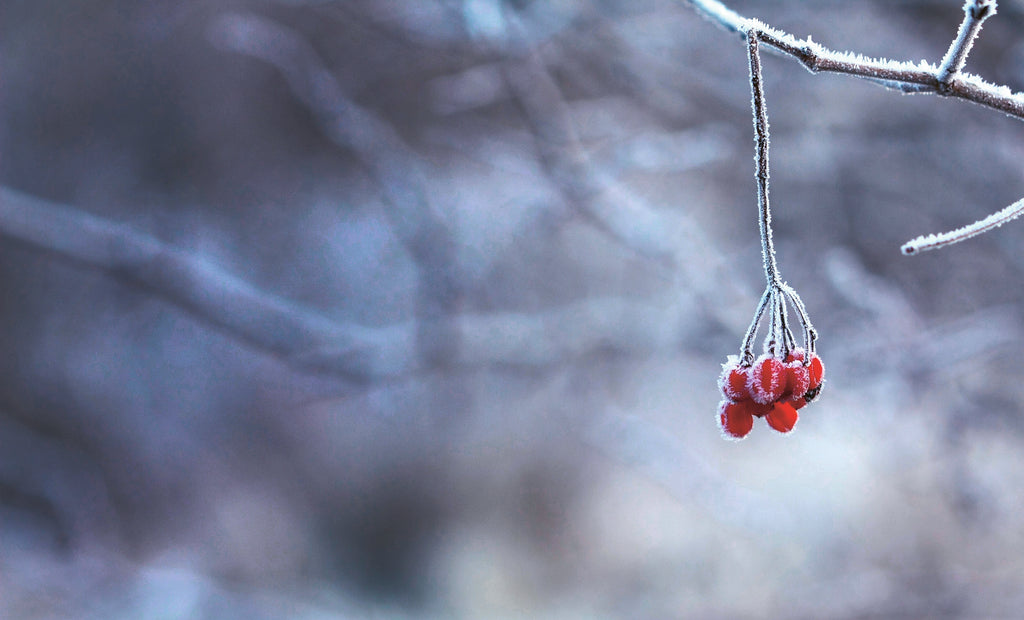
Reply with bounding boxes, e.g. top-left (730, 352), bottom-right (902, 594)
top-left (902, 198), bottom-right (1024, 255)
top-left (681, 0), bottom-right (1024, 254)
